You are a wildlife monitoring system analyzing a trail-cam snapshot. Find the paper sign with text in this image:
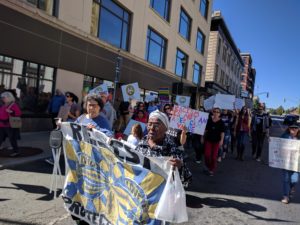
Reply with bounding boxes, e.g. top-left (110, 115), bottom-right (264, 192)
top-left (204, 95), bottom-right (215, 111)
top-left (121, 82), bottom-right (141, 102)
top-left (234, 98), bottom-right (245, 110)
top-left (169, 105), bottom-right (209, 135)
top-left (269, 137), bottom-right (300, 172)
top-left (175, 95), bottom-right (190, 107)
top-left (214, 94), bottom-right (235, 110)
